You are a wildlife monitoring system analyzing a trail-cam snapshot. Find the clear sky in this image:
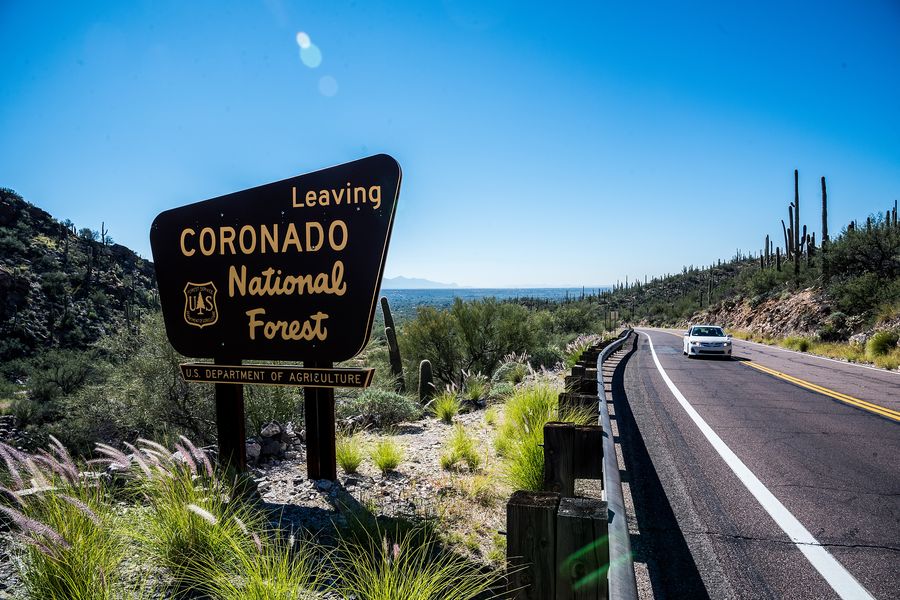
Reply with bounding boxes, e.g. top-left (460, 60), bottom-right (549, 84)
top-left (2, 1), bottom-right (898, 287)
